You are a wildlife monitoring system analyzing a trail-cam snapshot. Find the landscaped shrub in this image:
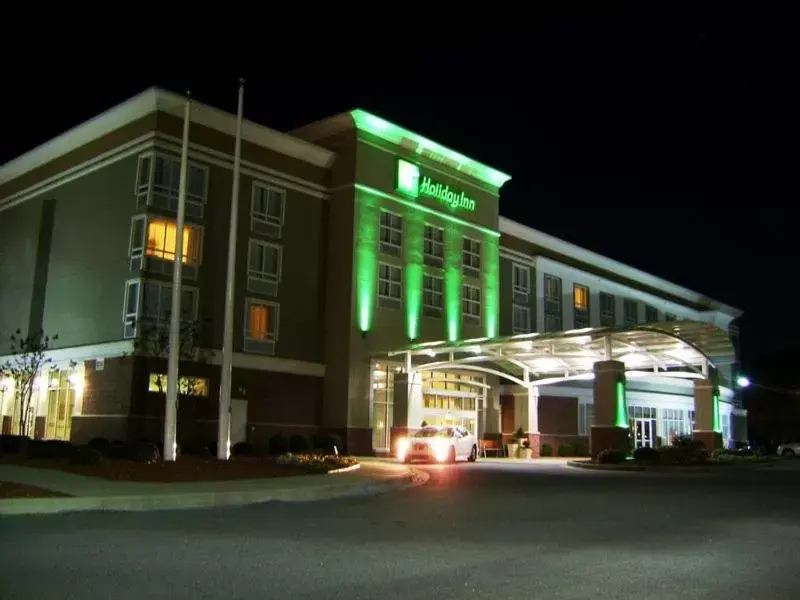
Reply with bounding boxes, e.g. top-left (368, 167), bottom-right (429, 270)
top-left (572, 443), bottom-right (589, 457)
top-left (268, 433), bottom-right (290, 455)
top-left (557, 444), bottom-right (574, 457)
top-left (312, 433), bottom-right (343, 454)
top-left (658, 442), bottom-right (708, 465)
top-left (70, 446), bottom-right (104, 466)
top-left (289, 434), bottom-right (310, 453)
top-left (540, 443), bottom-right (553, 457)
top-left (87, 437), bottom-right (111, 456)
top-left (0, 435), bottom-right (30, 456)
top-left (276, 452), bottom-right (358, 473)
top-left (633, 446), bottom-right (660, 463)
top-left (596, 449), bottom-right (627, 464)
top-left (231, 442), bottom-right (253, 456)
top-left (129, 441), bottom-right (161, 463)
top-left (27, 439), bottom-right (74, 460)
